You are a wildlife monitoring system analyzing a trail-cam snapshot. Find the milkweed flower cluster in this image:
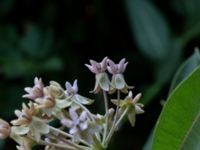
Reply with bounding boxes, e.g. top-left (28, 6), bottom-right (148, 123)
top-left (0, 57), bottom-right (144, 150)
